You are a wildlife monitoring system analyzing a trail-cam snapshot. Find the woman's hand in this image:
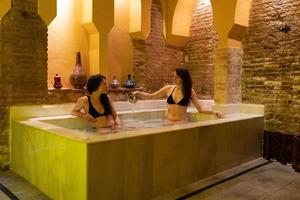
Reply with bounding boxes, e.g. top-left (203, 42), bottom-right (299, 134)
top-left (130, 91), bottom-right (140, 96)
top-left (114, 117), bottom-right (121, 129)
top-left (214, 111), bottom-right (223, 118)
top-left (110, 116), bottom-right (121, 130)
top-left (83, 113), bottom-right (96, 122)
